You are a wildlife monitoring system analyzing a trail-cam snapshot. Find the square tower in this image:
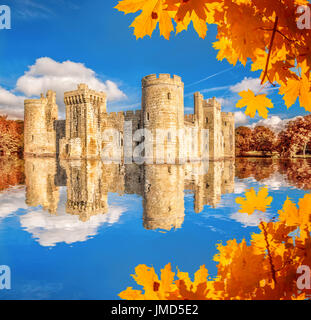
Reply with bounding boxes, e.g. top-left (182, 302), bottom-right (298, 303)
top-left (203, 97), bottom-right (224, 160)
top-left (62, 84), bottom-right (107, 159)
